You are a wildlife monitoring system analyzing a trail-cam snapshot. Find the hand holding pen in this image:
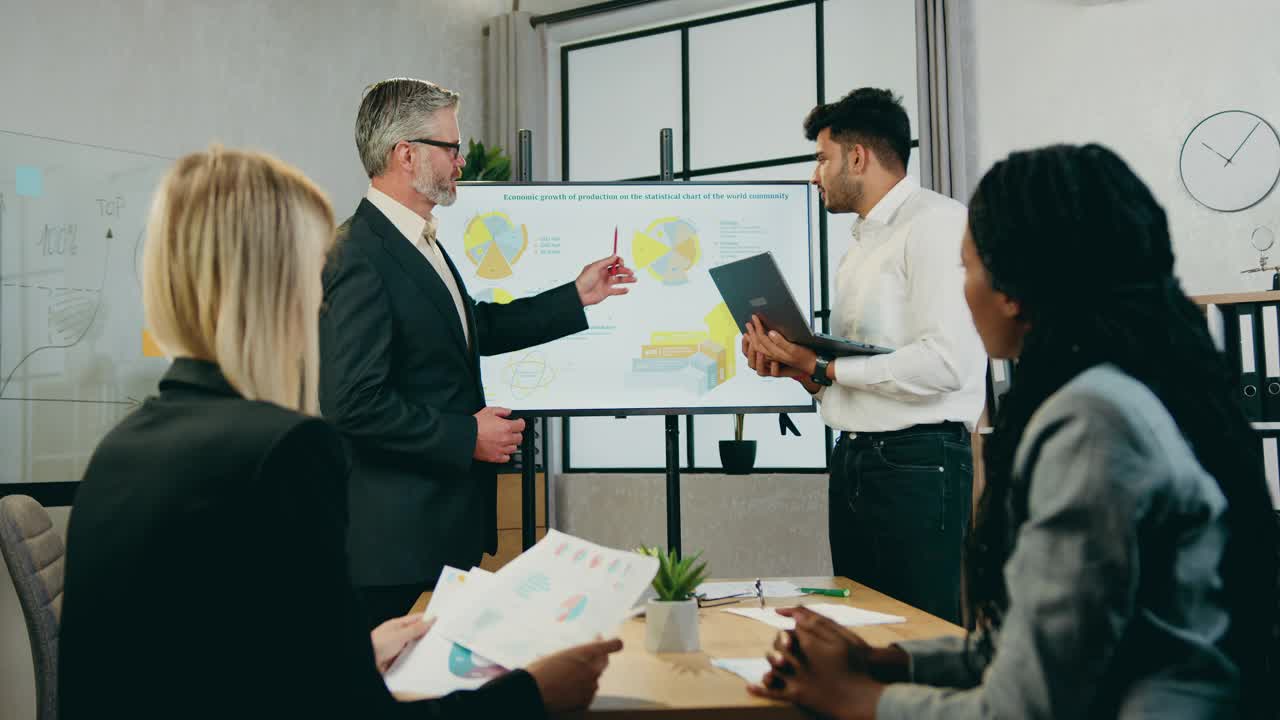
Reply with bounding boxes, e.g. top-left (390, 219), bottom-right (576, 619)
top-left (608, 226), bottom-right (621, 276)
